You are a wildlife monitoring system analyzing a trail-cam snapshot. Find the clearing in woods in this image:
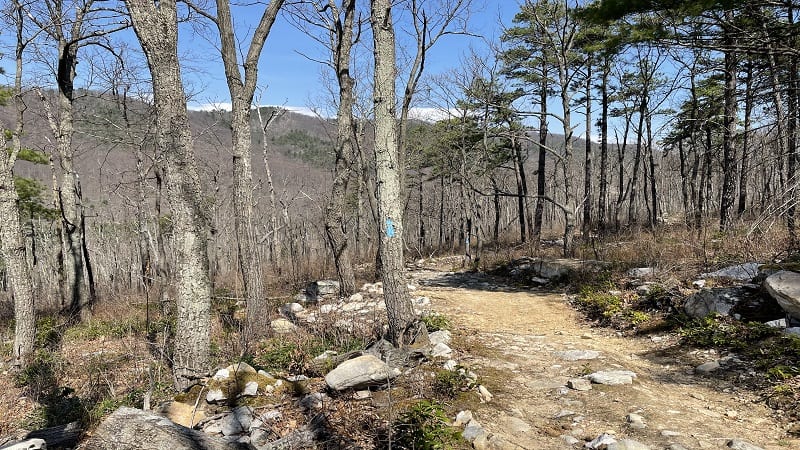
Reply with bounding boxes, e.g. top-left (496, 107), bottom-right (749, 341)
top-left (411, 268), bottom-right (799, 450)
